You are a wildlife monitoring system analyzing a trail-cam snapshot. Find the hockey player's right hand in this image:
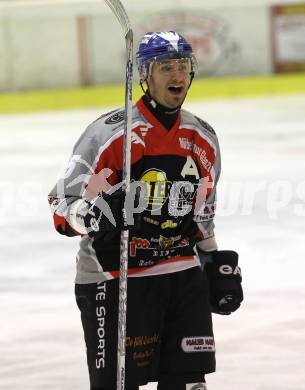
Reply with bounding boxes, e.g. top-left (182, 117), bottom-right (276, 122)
top-left (84, 189), bottom-right (140, 239)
